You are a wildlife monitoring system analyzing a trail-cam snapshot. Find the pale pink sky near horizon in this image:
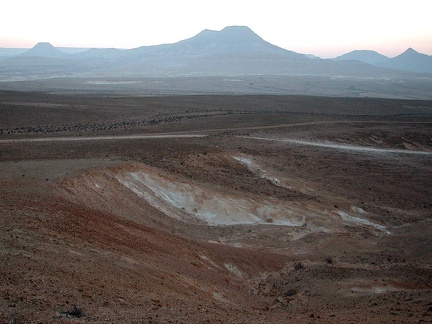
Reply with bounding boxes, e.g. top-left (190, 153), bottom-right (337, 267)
top-left (1, 0), bottom-right (431, 58)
